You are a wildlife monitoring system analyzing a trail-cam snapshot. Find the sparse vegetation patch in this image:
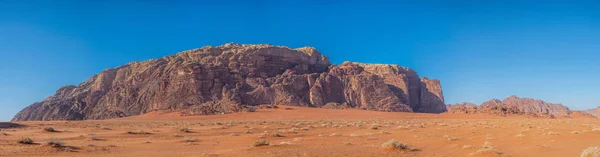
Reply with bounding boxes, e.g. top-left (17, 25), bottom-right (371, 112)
top-left (45, 138), bottom-right (64, 148)
top-left (252, 140), bottom-right (270, 147)
top-left (17, 137), bottom-right (33, 144)
top-left (581, 146), bottom-right (600, 157)
top-left (43, 127), bottom-right (56, 132)
top-left (381, 139), bottom-right (415, 151)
